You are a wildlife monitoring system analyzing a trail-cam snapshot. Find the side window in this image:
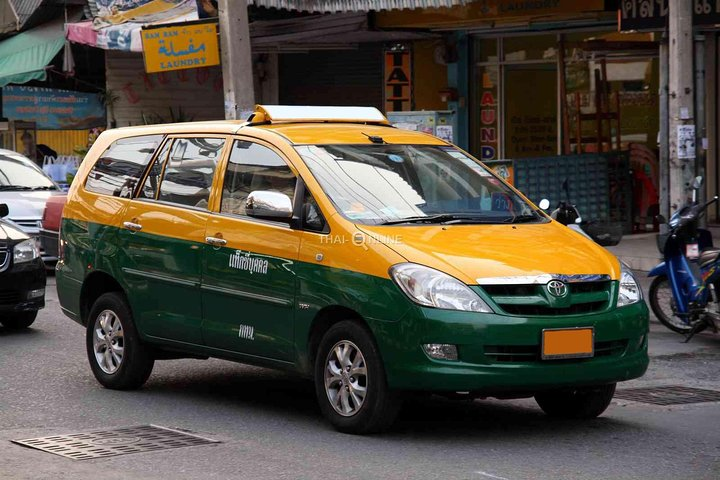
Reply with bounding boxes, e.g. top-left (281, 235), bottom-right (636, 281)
top-left (139, 139), bottom-right (172, 199)
top-left (221, 140), bottom-right (297, 217)
top-left (156, 137), bottom-right (225, 209)
top-left (85, 134), bottom-right (163, 198)
top-left (303, 189), bottom-right (327, 232)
